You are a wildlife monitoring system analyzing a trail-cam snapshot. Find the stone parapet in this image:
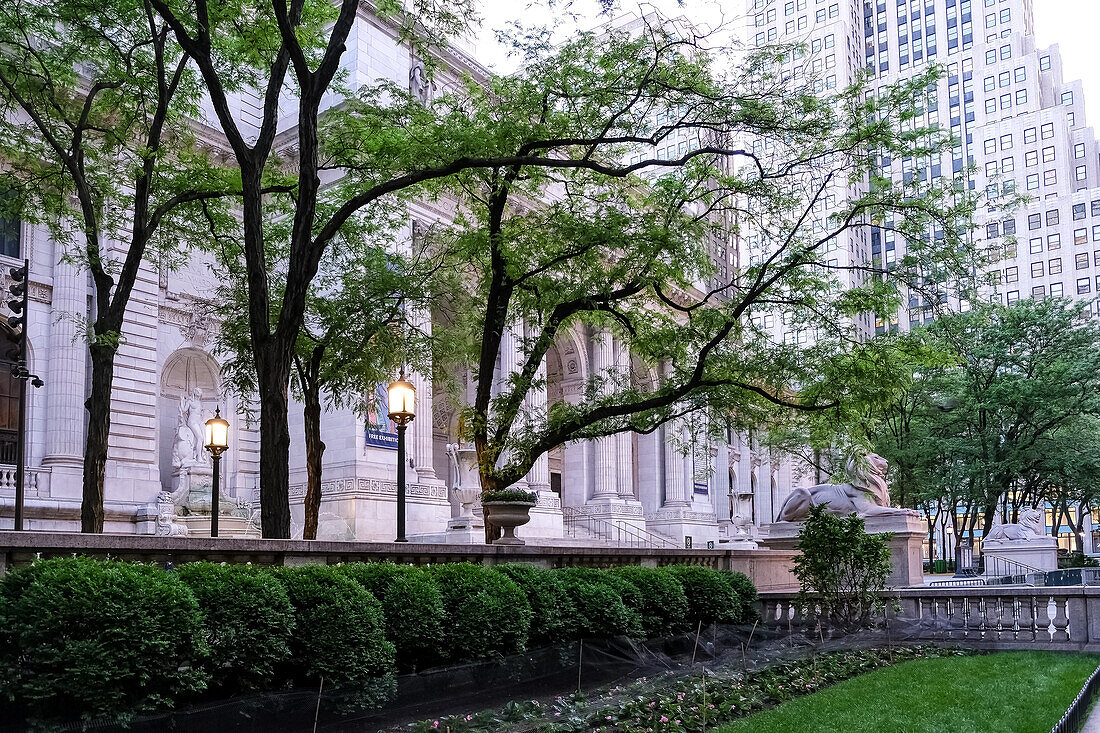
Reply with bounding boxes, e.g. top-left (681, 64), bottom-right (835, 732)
top-left (0, 530), bottom-right (798, 591)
